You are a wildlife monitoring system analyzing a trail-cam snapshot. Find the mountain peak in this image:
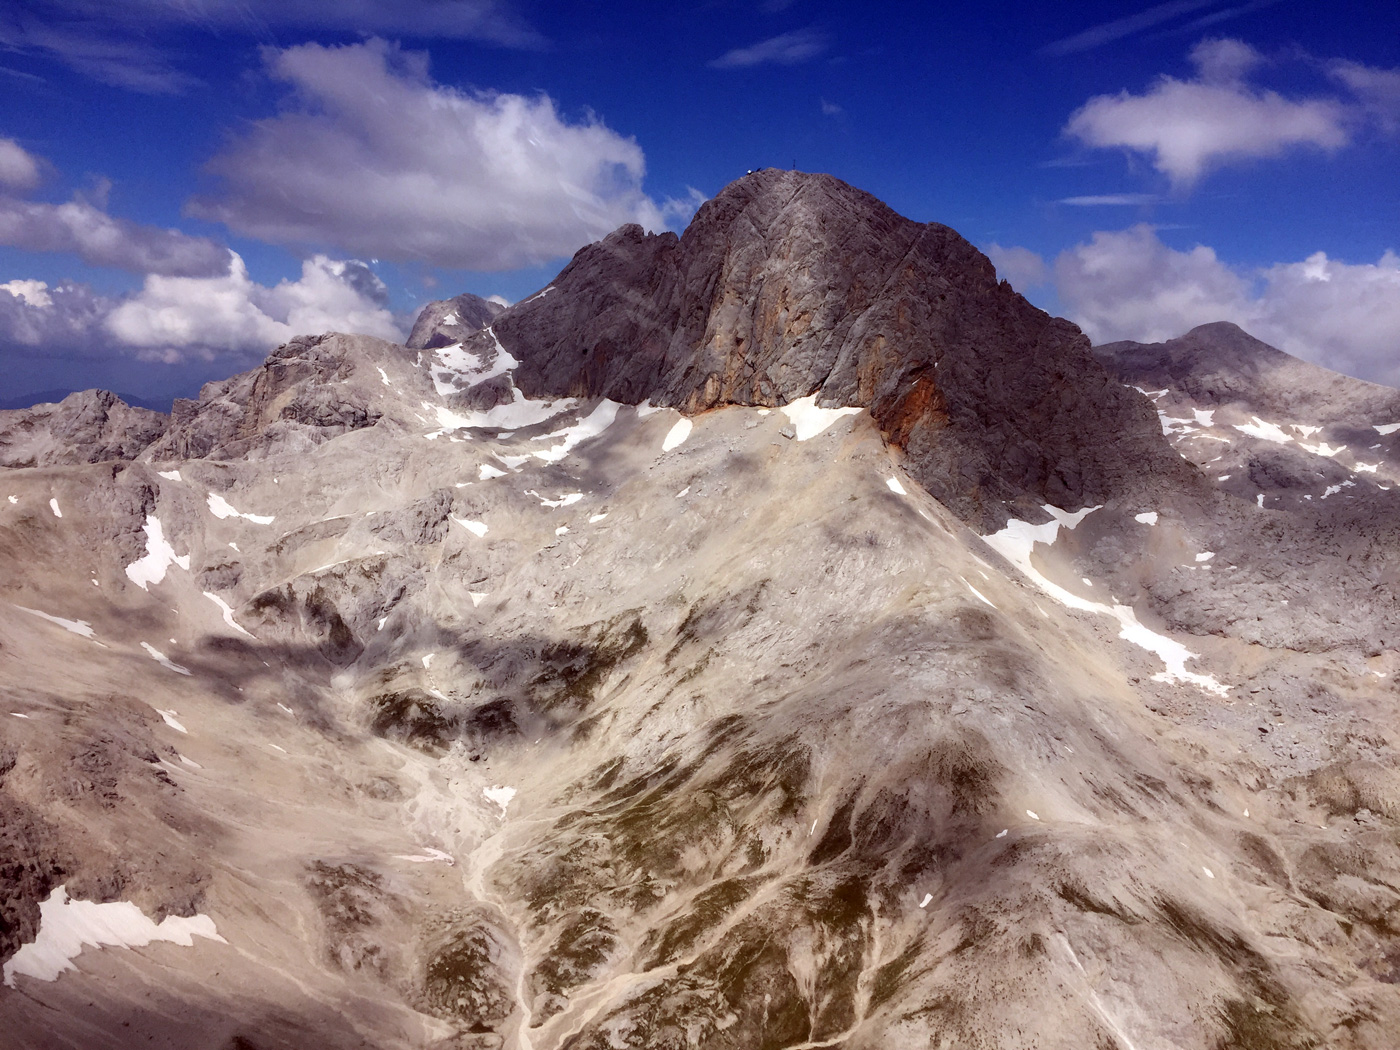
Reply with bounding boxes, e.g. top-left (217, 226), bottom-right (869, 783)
top-left (492, 170), bottom-right (1195, 526)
